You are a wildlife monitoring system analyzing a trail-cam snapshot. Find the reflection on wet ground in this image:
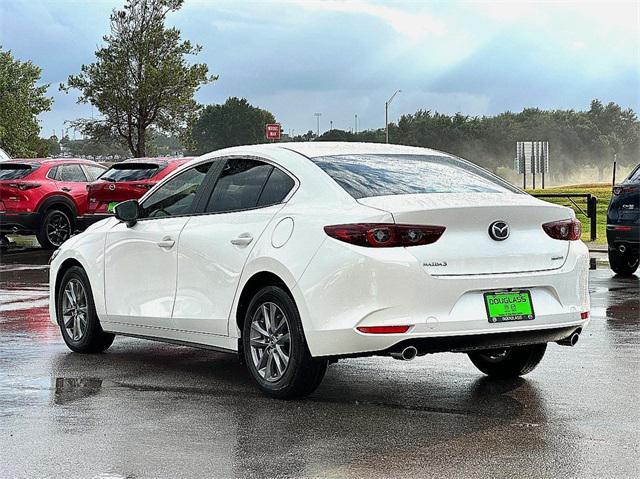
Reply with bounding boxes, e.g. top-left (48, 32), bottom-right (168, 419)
top-left (1, 249), bottom-right (639, 478)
